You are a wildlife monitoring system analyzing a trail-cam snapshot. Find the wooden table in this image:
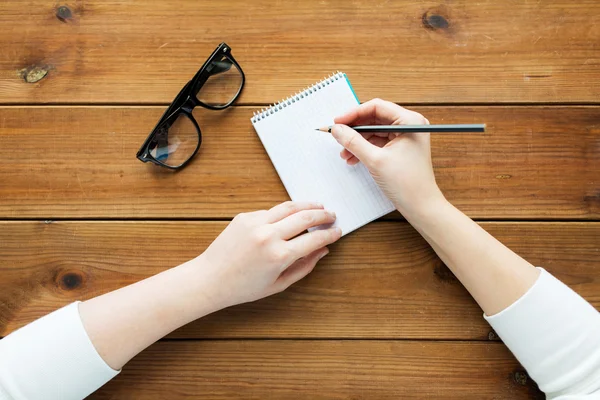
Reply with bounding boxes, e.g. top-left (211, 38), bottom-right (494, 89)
top-left (1, 1), bottom-right (598, 398)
